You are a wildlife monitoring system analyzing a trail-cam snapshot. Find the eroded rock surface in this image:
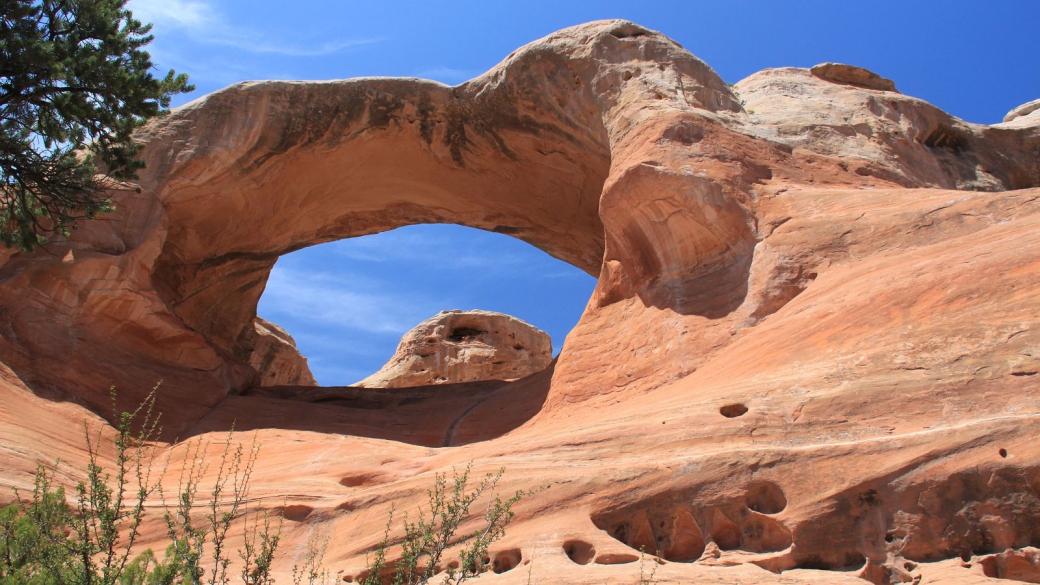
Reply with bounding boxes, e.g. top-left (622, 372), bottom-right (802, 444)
top-left (0, 19), bottom-right (1039, 585)
top-left (249, 317), bottom-right (316, 387)
top-left (809, 62), bottom-right (898, 92)
top-left (355, 310), bottom-right (552, 388)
